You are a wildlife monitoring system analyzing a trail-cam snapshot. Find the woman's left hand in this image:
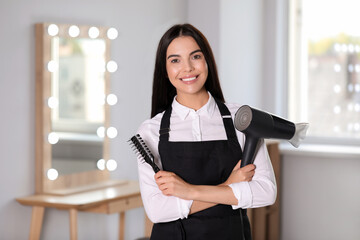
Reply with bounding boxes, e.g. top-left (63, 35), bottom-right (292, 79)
top-left (155, 171), bottom-right (193, 199)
